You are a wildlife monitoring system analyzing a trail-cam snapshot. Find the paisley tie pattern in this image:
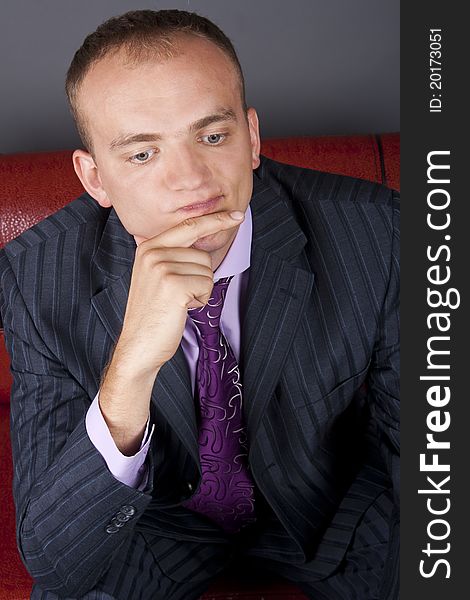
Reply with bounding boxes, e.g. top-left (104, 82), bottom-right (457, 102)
top-left (183, 276), bottom-right (256, 533)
